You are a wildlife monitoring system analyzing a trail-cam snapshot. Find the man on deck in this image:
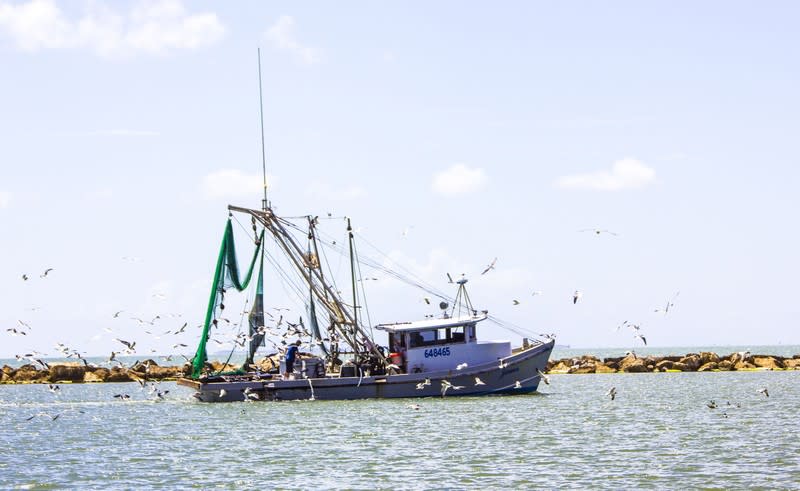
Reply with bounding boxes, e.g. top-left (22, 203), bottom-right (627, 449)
top-left (284, 340), bottom-right (302, 379)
